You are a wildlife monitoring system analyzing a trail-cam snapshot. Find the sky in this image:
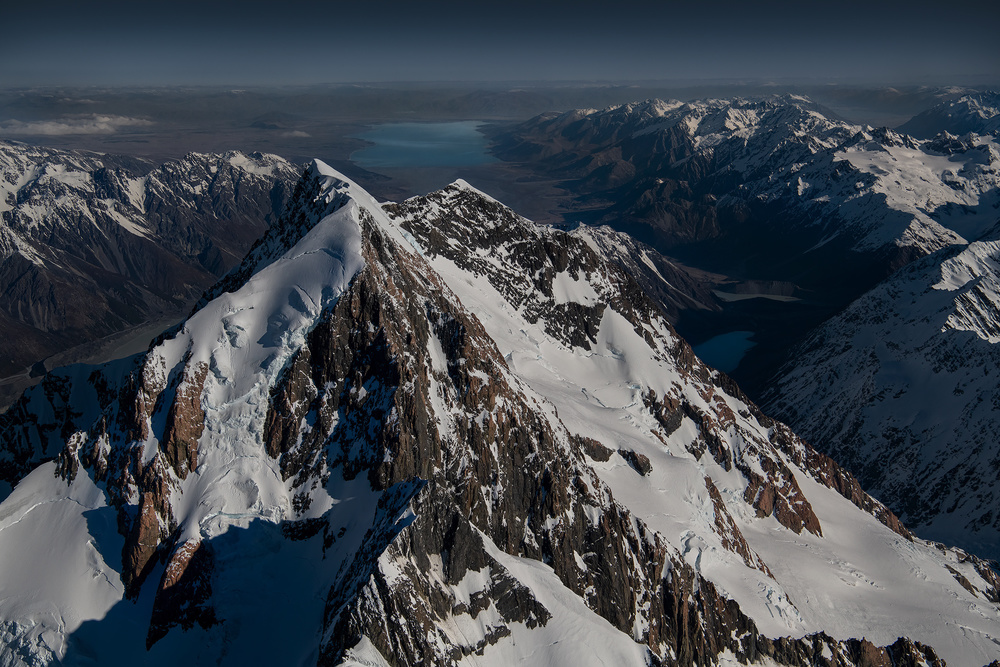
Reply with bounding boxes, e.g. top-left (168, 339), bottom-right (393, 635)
top-left (2, 0), bottom-right (998, 87)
